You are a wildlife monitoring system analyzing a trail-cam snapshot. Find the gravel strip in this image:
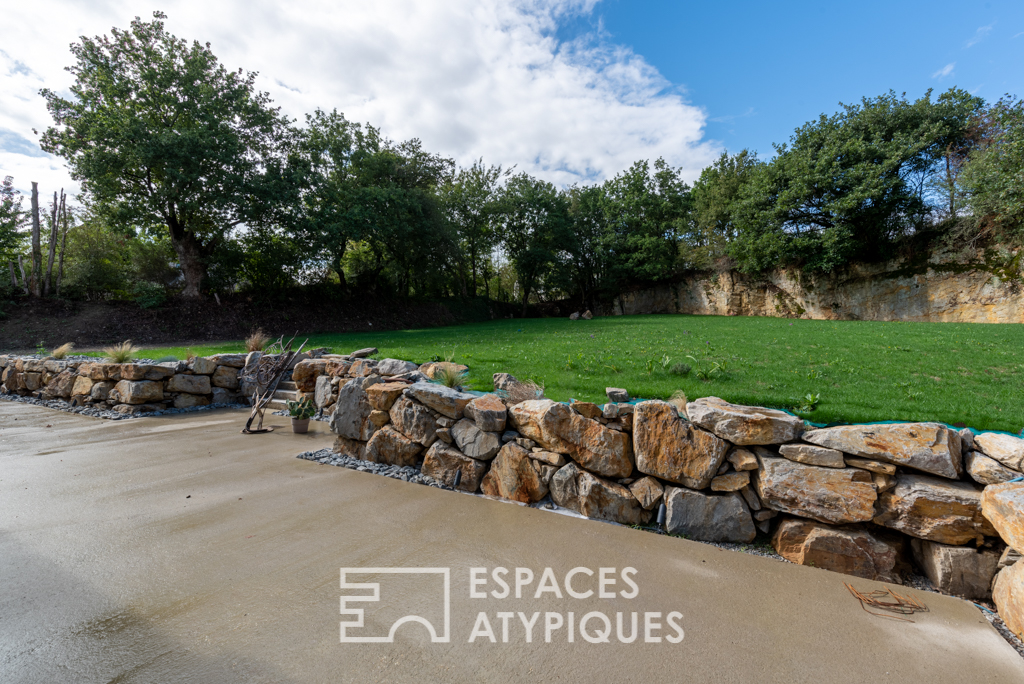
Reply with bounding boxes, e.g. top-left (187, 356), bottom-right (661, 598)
top-left (0, 393), bottom-right (246, 420)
